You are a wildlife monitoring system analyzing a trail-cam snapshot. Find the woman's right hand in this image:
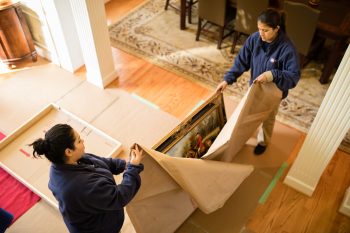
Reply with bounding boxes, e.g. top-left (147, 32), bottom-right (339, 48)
top-left (129, 144), bottom-right (144, 165)
top-left (216, 81), bottom-right (228, 93)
